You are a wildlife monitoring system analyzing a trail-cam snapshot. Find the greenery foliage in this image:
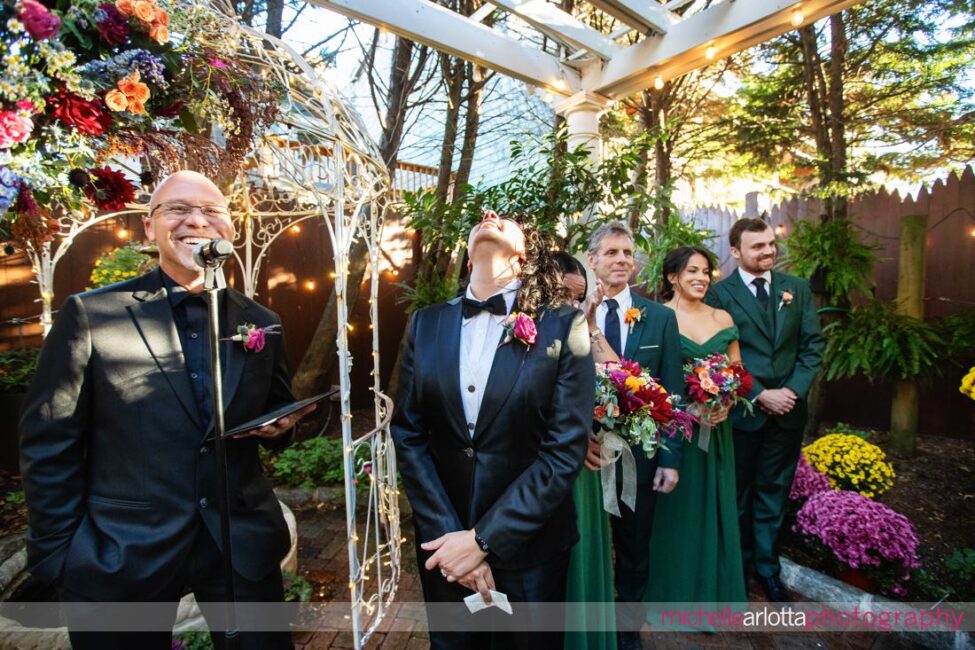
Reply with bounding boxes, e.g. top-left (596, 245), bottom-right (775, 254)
top-left (282, 571), bottom-right (314, 602)
top-left (0, 348), bottom-right (40, 394)
top-left (823, 422), bottom-right (873, 440)
top-left (396, 273), bottom-right (459, 315)
top-left (89, 243), bottom-right (156, 289)
top-left (782, 219), bottom-right (880, 304)
top-left (938, 310), bottom-right (975, 364)
top-left (267, 436), bottom-right (345, 488)
top-left (172, 631), bottom-right (214, 650)
top-left (726, 0), bottom-right (975, 191)
top-left (266, 436), bottom-right (369, 488)
top-left (823, 301), bottom-right (946, 382)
